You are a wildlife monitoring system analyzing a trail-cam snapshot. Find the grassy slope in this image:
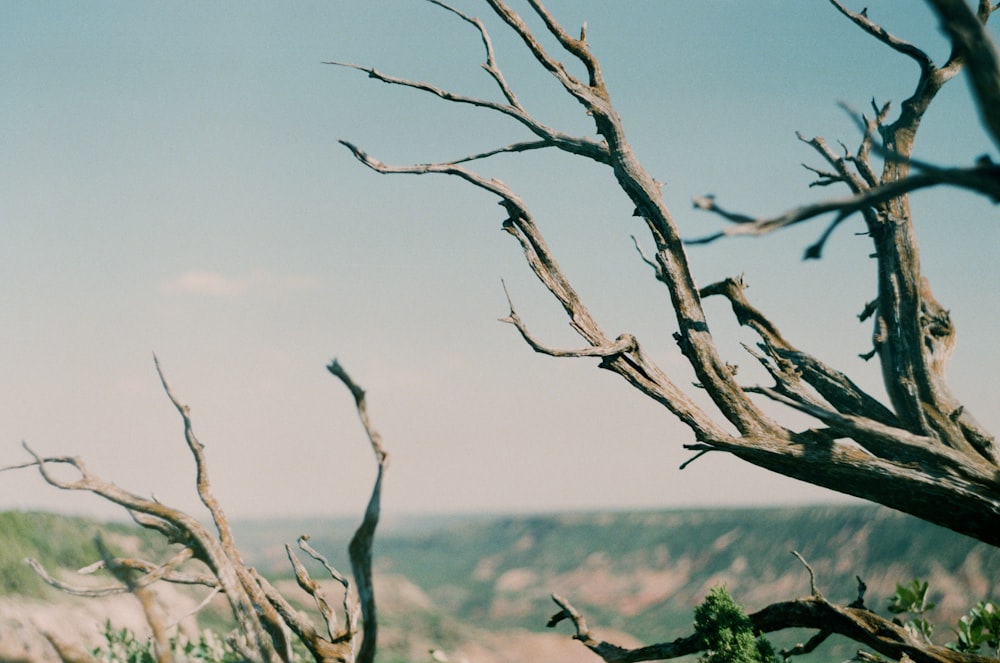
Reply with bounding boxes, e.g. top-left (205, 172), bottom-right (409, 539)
top-left (0, 511), bottom-right (172, 597)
